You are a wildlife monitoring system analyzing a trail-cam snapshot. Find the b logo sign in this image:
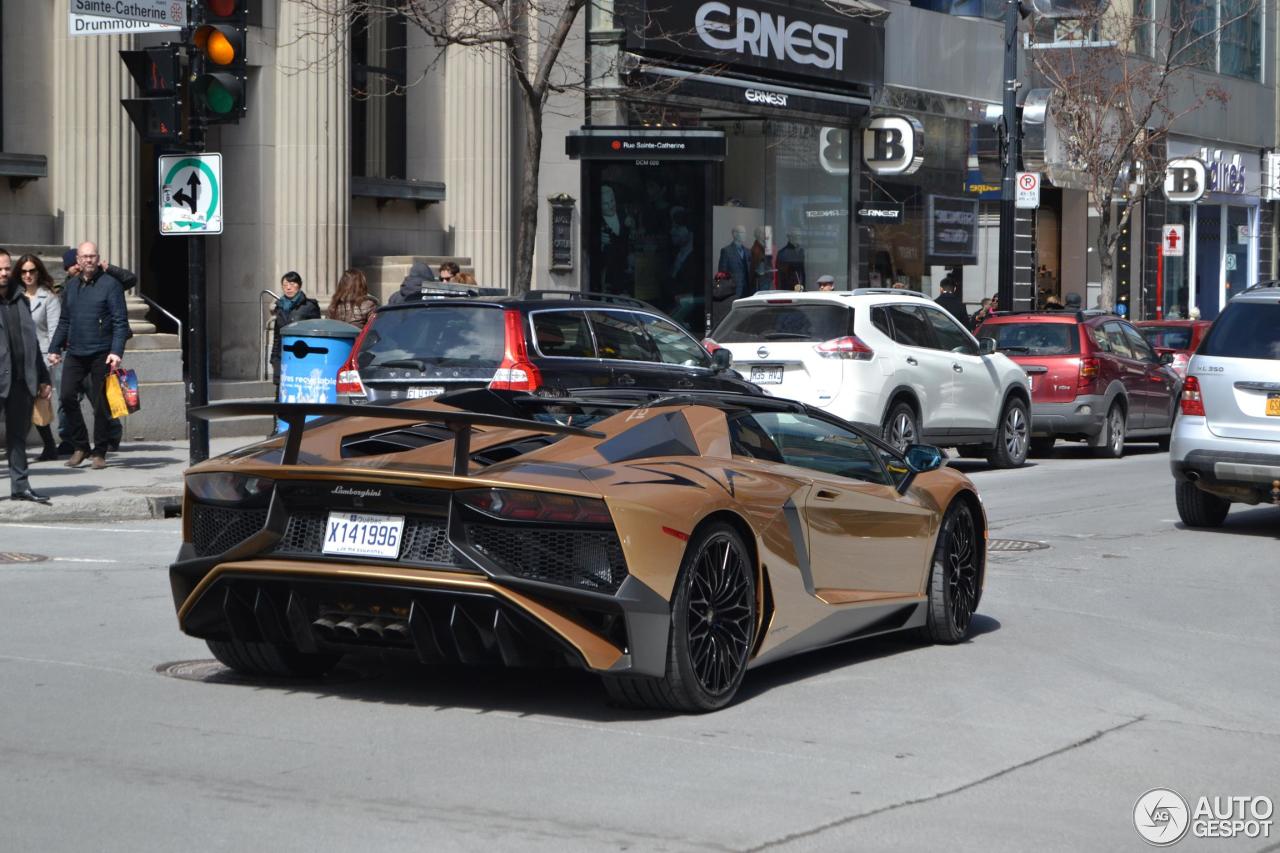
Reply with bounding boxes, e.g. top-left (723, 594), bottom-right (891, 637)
top-left (863, 115), bottom-right (923, 176)
top-left (1164, 157), bottom-right (1207, 203)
